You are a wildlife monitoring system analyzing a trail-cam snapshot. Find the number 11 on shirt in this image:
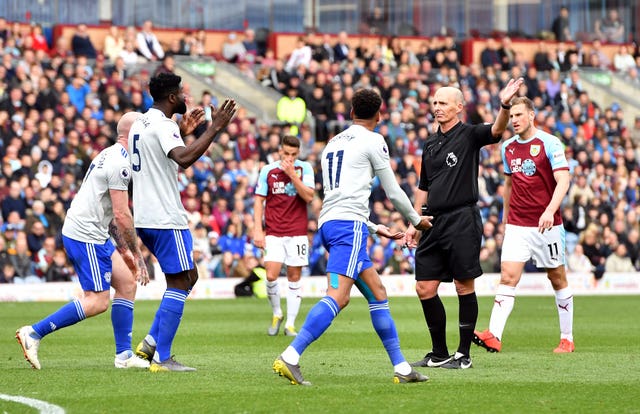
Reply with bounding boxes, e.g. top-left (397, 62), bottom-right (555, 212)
top-left (326, 150), bottom-right (344, 190)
